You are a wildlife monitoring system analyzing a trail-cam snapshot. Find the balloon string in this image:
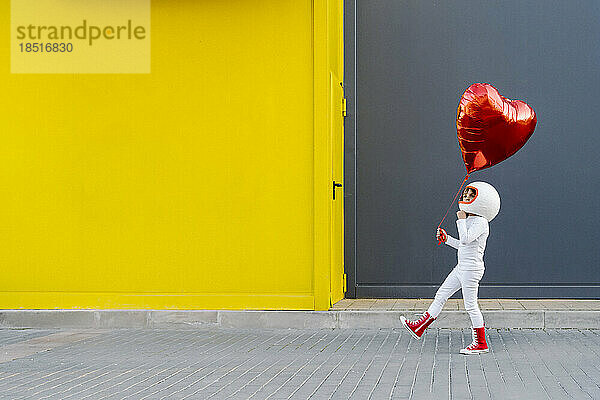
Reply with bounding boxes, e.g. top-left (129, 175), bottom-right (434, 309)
top-left (437, 172), bottom-right (470, 245)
